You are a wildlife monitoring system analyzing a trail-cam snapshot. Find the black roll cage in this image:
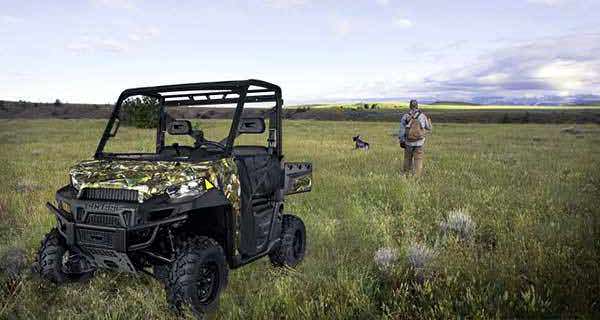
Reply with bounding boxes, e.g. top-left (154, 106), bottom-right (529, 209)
top-left (94, 79), bottom-right (283, 160)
